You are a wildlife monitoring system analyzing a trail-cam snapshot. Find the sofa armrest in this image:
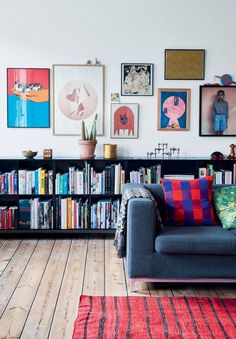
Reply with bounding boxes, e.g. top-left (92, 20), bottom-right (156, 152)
top-left (126, 197), bottom-right (156, 278)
